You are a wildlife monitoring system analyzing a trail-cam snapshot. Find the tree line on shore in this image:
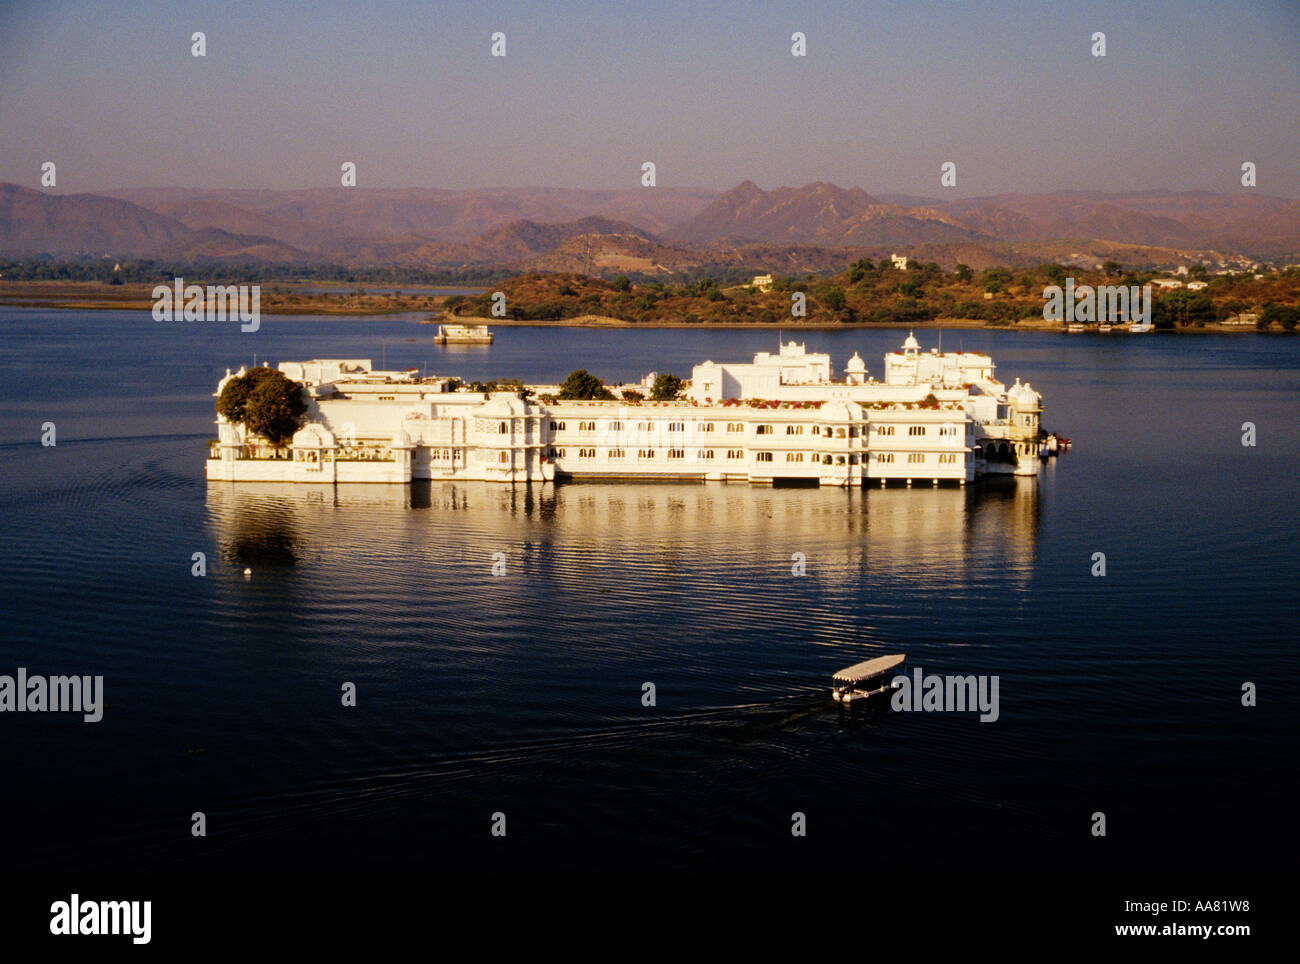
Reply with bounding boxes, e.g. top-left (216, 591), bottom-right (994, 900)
top-left (444, 261), bottom-right (1300, 330)
top-left (7, 255), bottom-right (1297, 330)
